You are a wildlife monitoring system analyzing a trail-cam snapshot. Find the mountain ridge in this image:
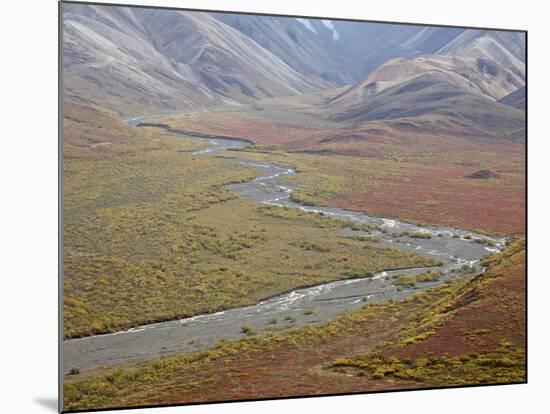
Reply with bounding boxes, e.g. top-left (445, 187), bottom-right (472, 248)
top-left (63, 3), bottom-right (526, 139)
